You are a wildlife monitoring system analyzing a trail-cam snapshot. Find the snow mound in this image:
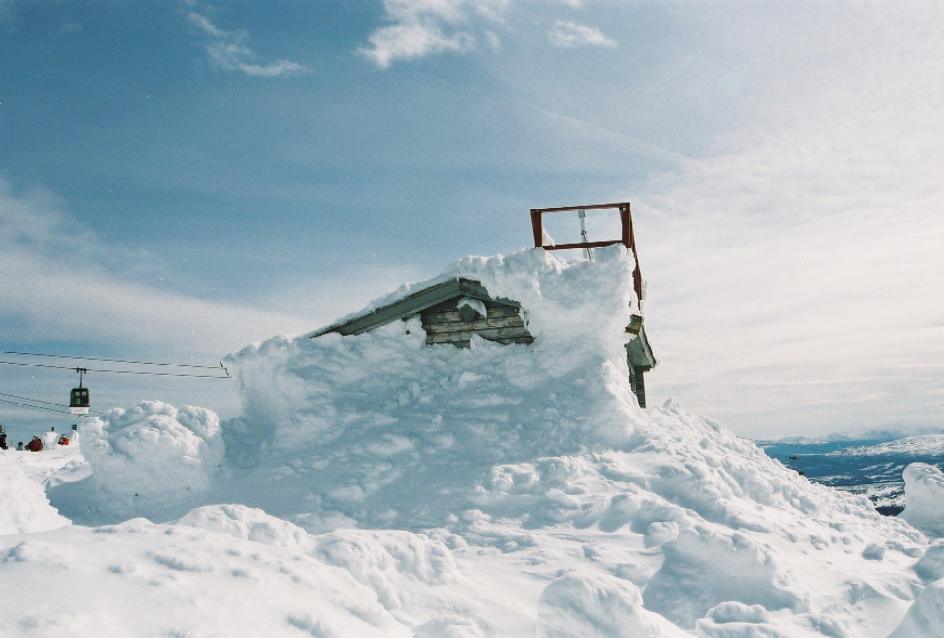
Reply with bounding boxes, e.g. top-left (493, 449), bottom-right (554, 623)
top-left (538, 571), bottom-right (687, 637)
top-left (0, 454), bottom-right (69, 534)
top-left (901, 463), bottom-right (944, 537)
top-left (313, 529), bottom-right (458, 611)
top-left (890, 579), bottom-right (944, 638)
top-left (915, 540), bottom-right (944, 582)
top-left (209, 248), bottom-right (927, 635)
top-left (50, 401), bottom-right (223, 521)
top-left (225, 248), bottom-right (644, 526)
top-left (20, 248), bottom-right (933, 636)
top-left (0, 517), bottom-right (412, 637)
top-left (643, 526), bottom-right (802, 628)
top-left (178, 503), bottom-right (312, 551)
